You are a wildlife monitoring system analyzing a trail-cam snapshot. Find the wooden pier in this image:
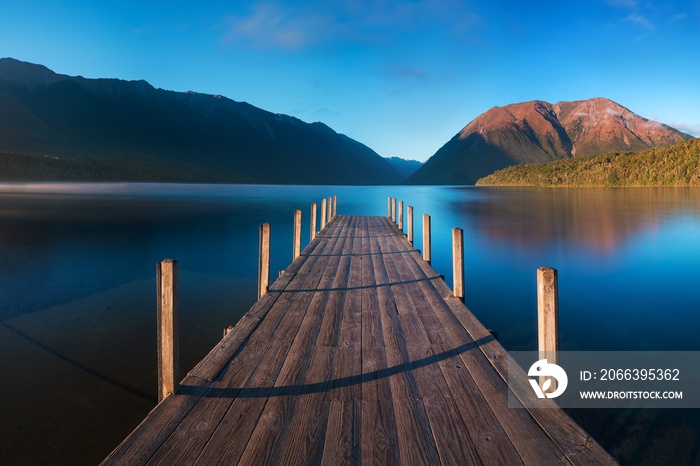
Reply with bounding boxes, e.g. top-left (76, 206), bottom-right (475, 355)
top-left (102, 213), bottom-right (615, 465)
